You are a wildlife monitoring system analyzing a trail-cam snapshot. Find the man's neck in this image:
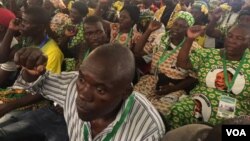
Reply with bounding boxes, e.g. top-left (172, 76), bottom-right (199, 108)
top-left (221, 49), bottom-right (246, 61)
top-left (90, 101), bottom-right (124, 138)
top-left (32, 32), bottom-right (46, 46)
